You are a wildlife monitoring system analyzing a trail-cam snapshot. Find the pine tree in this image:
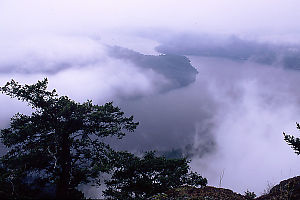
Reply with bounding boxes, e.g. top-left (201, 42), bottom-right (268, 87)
top-left (284, 122), bottom-right (300, 155)
top-left (0, 78), bottom-right (138, 199)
